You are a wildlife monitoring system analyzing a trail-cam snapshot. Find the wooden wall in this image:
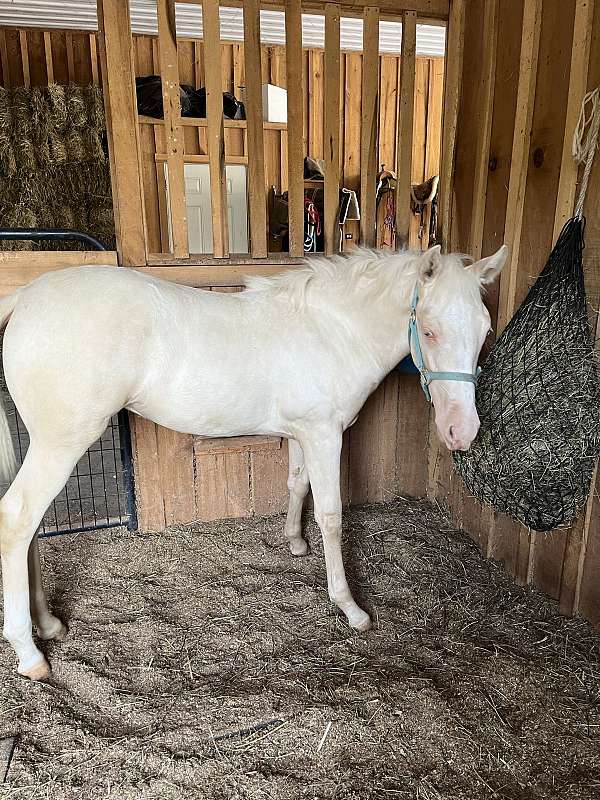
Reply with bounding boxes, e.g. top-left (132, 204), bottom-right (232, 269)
top-left (438, 0), bottom-right (600, 626)
top-left (0, 26), bottom-right (444, 254)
